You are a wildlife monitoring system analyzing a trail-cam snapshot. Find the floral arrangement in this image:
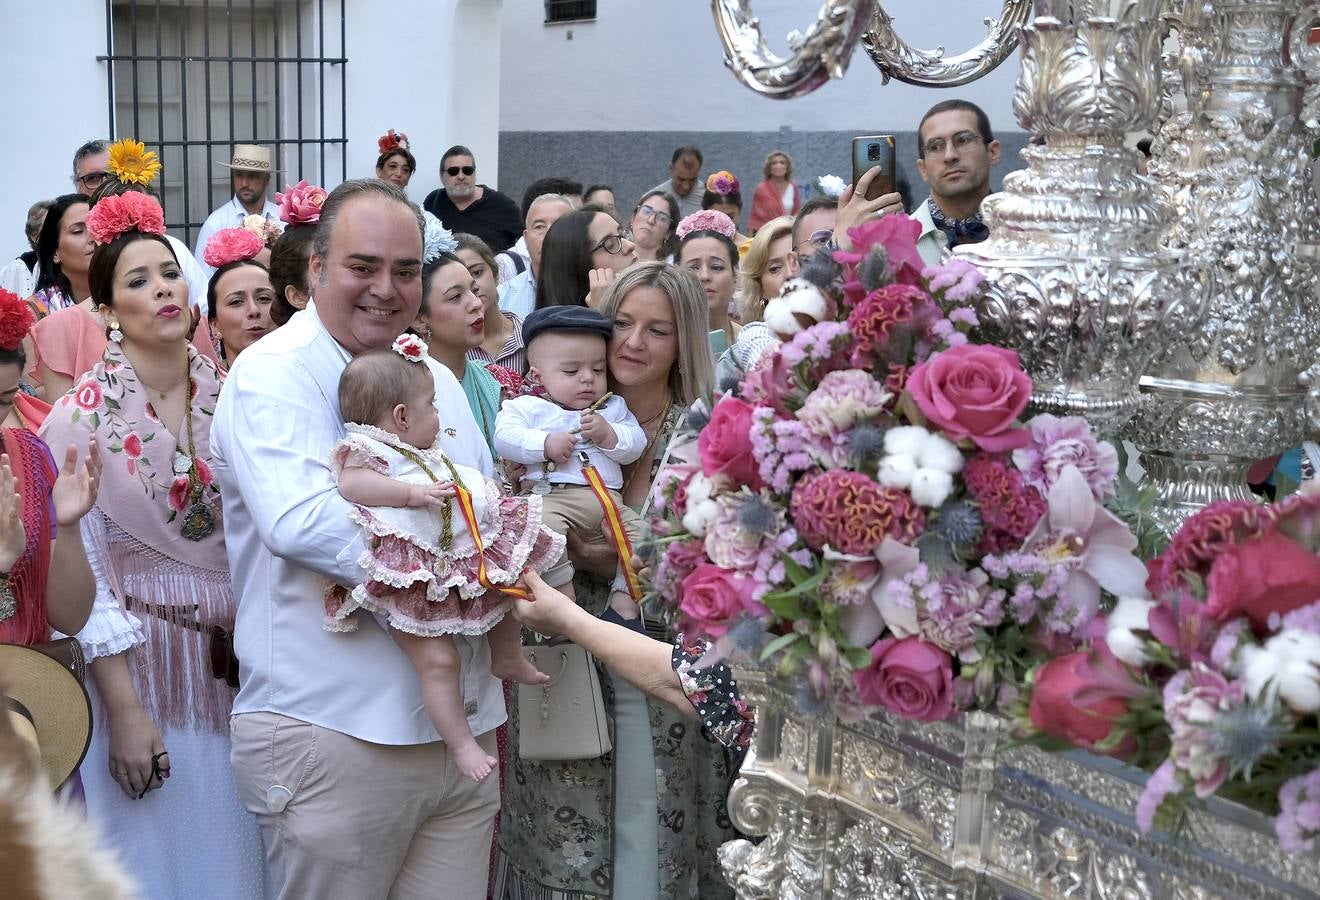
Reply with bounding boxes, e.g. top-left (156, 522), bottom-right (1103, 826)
top-left (107, 138), bottom-right (162, 186)
top-left (86, 192), bottom-right (166, 244)
top-left (378, 128), bottom-right (410, 154)
top-left (0, 289), bottom-right (34, 351)
top-left (706, 171), bottom-right (740, 196)
top-left (676, 210), bottom-right (737, 241)
top-left (203, 228), bottom-right (264, 269)
top-left (422, 211), bottom-right (458, 264)
top-left (648, 214), bottom-right (1146, 723)
top-left (275, 180), bottom-right (328, 226)
top-left (241, 214), bottom-right (281, 247)
top-left (1015, 492), bottom-right (1320, 852)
